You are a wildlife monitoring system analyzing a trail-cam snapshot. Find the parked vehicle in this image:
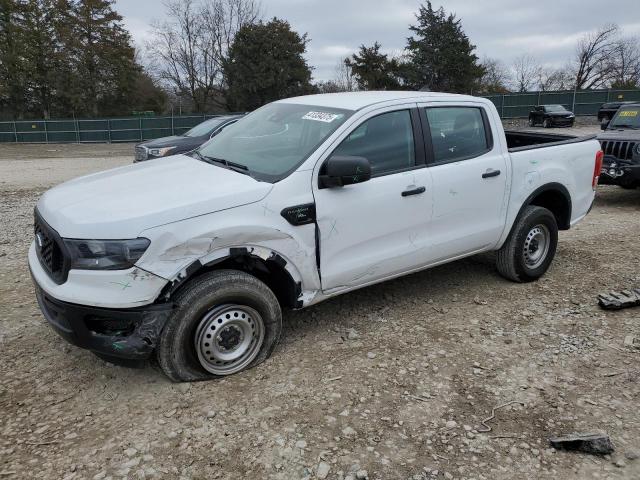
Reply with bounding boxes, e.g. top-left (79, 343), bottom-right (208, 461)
top-left (598, 103), bottom-right (640, 189)
top-left (30, 91), bottom-right (602, 382)
top-left (528, 105), bottom-right (575, 128)
top-left (134, 114), bottom-right (244, 162)
top-left (597, 101), bottom-right (636, 124)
